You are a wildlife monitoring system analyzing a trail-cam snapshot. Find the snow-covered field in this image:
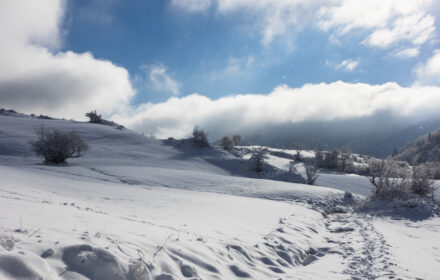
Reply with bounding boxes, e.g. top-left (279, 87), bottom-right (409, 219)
top-left (0, 114), bottom-right (439, 279)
